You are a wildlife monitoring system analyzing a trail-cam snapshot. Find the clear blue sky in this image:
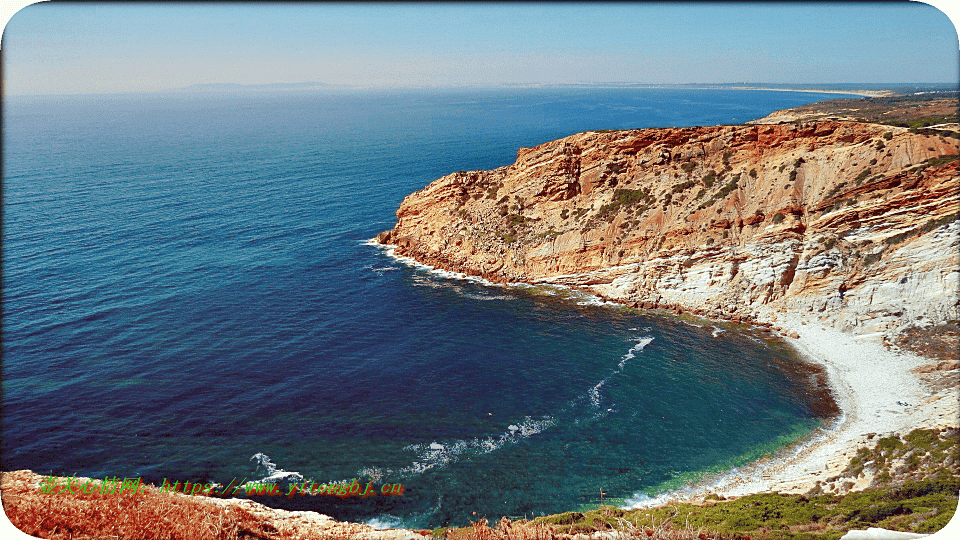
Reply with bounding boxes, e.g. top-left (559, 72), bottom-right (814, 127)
top-left (2, 2), bottom-right (958, 95)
